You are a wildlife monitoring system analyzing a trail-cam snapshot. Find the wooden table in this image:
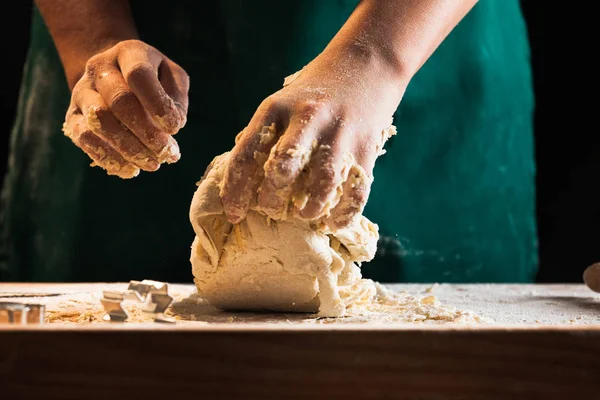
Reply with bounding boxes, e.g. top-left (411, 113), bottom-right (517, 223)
top-left (1, 283), bottom-right (599, 399)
